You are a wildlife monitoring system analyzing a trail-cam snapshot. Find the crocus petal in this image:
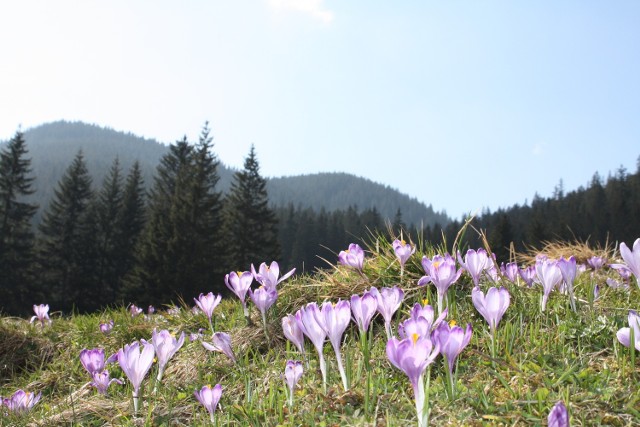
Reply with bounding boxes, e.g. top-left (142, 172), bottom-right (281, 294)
top-left (79, 348), bottom-right (106, 376)
top-left (194, 384), bottom-right (222, 417)
top-left (548, 401), bottom-right (569, 427)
